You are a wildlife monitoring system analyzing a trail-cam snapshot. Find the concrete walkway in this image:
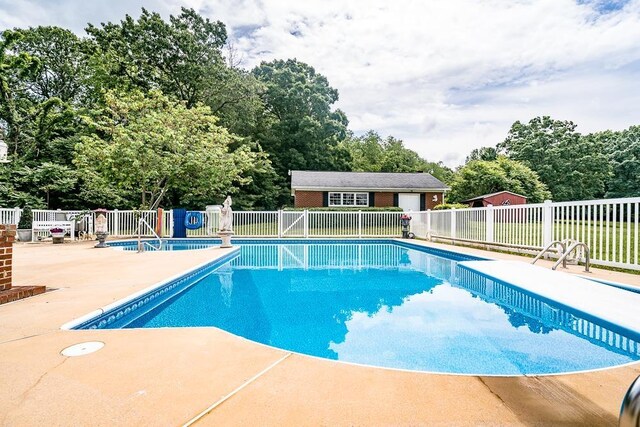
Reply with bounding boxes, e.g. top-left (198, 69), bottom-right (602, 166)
top-left (1, 240), bottom-right (639, 426)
